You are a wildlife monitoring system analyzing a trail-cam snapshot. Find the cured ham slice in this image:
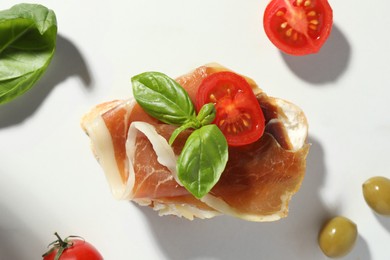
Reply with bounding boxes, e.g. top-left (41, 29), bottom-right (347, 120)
top-left (81, 63), bottom-right (309, 221)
